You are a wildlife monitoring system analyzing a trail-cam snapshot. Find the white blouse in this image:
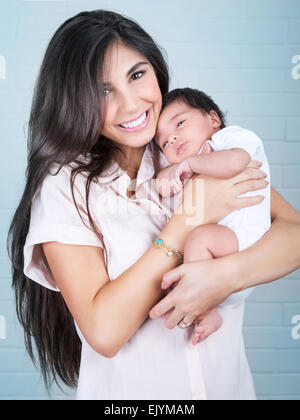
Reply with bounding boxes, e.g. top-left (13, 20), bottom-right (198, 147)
top-left (23, 140), bottom-right (255, 400)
